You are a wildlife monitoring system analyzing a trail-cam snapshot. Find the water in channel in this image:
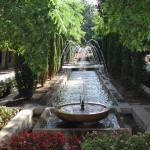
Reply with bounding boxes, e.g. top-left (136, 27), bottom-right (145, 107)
top-left (45, 70), bottom-right (120, 129)
top-left (53, 71), bottom-right (112, 106)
